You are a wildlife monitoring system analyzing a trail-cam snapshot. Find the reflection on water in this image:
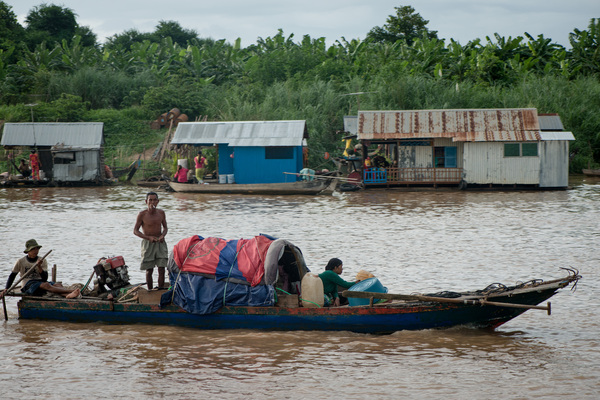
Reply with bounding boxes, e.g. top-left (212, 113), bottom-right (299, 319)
top-left (1, 180), bottom-right (599, 399)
